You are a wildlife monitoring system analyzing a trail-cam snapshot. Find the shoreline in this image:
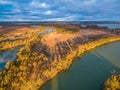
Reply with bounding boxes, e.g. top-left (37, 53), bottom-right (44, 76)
top-left (1, 35), bottom-right (120, 90)
top-left (37, 36), bottom-right (120, 90)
